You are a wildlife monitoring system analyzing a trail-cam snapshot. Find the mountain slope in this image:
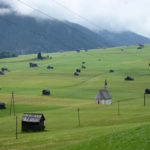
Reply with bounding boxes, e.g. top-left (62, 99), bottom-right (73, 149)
top-left (99, 30), bottom-right (150, 46)
top-left (0, 14), bottom-right (109, 54)
top-left (0, 13), bottom-right (150, 54)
